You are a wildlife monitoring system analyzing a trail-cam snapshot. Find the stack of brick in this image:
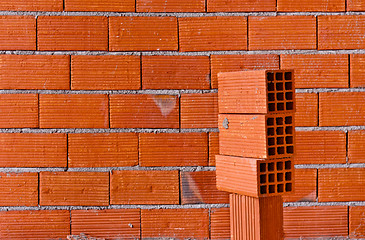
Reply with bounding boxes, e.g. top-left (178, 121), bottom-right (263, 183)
top-left (216, 70), bottom-right (295, 239)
